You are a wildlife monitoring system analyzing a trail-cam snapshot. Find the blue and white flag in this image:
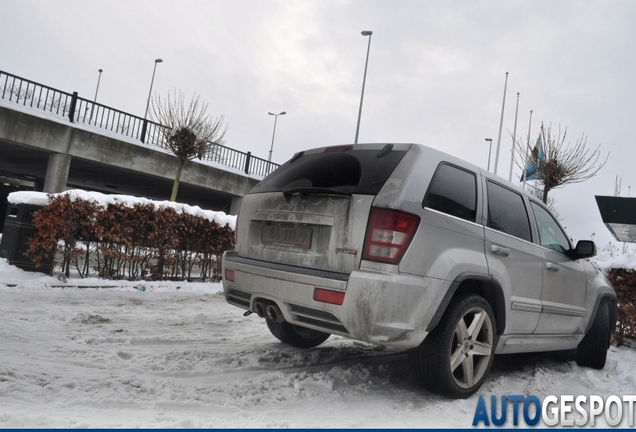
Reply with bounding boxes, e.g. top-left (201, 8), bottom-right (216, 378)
top-left (520, 132), bottom-right (545, 182)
